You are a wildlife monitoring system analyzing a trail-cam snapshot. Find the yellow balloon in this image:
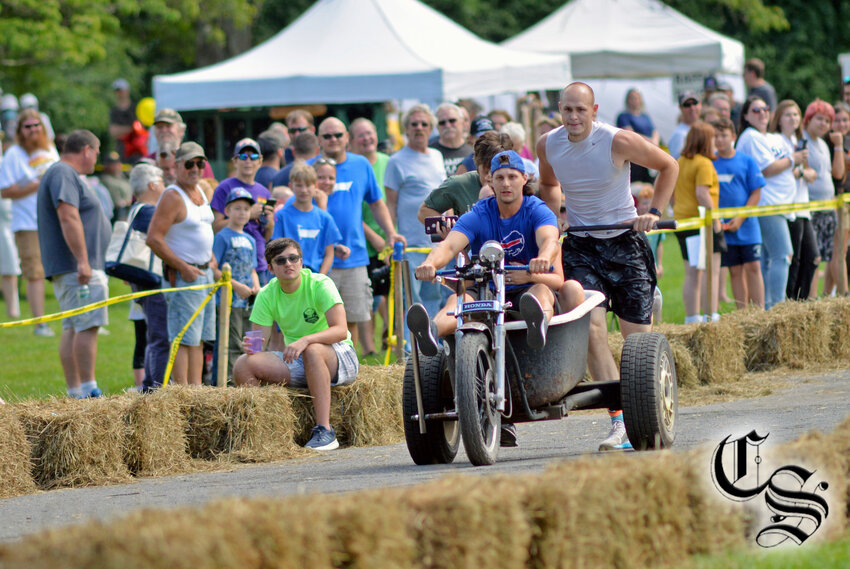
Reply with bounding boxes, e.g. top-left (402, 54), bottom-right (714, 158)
top-left (136, 97), bottom-right (156, 127)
